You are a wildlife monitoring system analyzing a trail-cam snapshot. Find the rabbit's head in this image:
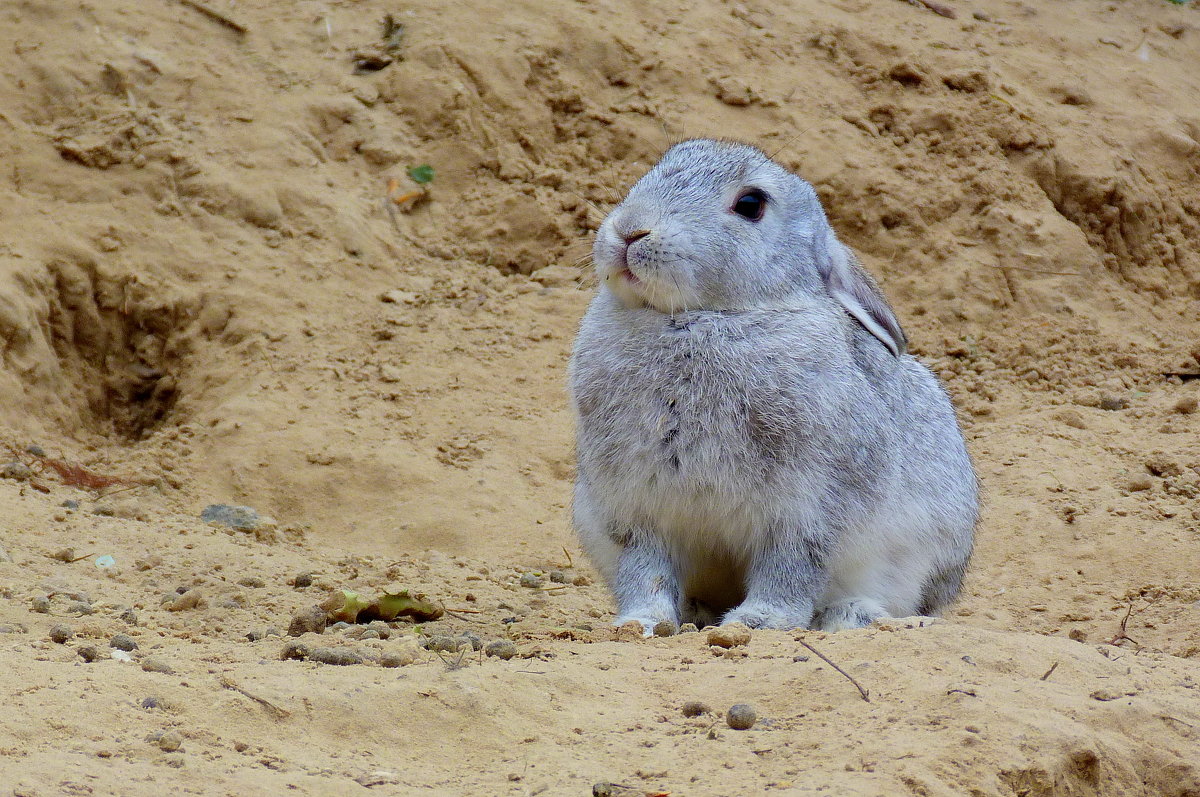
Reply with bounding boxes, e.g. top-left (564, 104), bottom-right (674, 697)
top-left (592, 138), bottom-right (906, 356)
